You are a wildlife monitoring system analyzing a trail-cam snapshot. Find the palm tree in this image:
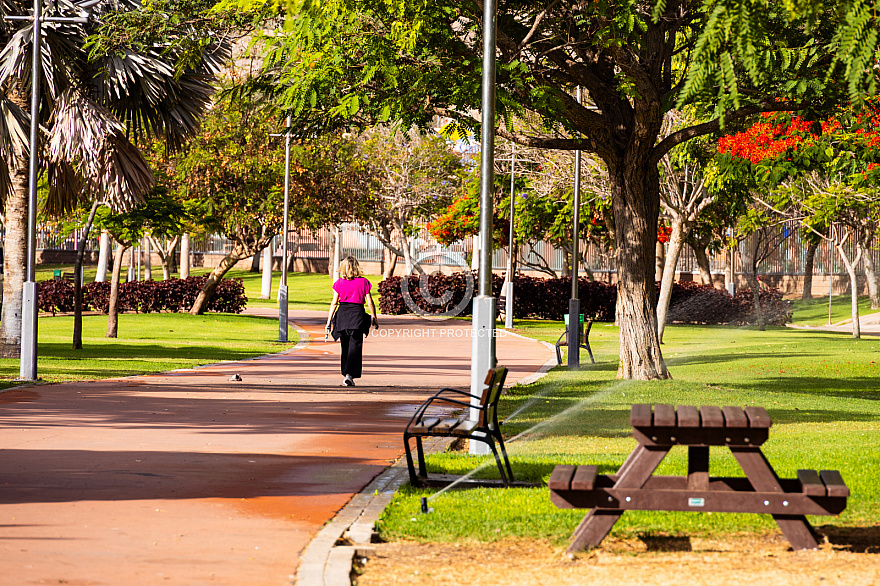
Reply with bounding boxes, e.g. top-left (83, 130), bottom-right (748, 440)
top-left (0, 0), bottom-right (229, 355)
